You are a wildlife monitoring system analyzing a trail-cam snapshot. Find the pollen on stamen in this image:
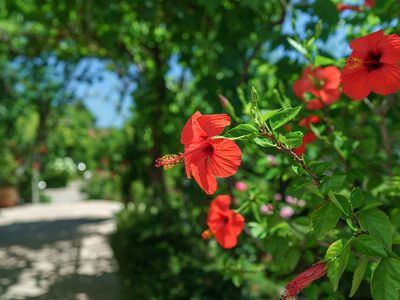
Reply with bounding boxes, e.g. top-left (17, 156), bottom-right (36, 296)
top-left (155, 153), bottom-right (184, 169)
top-left (346, 57), bottom-right (363, 69)
top-left (201, 229), bottom-right (213, 240)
